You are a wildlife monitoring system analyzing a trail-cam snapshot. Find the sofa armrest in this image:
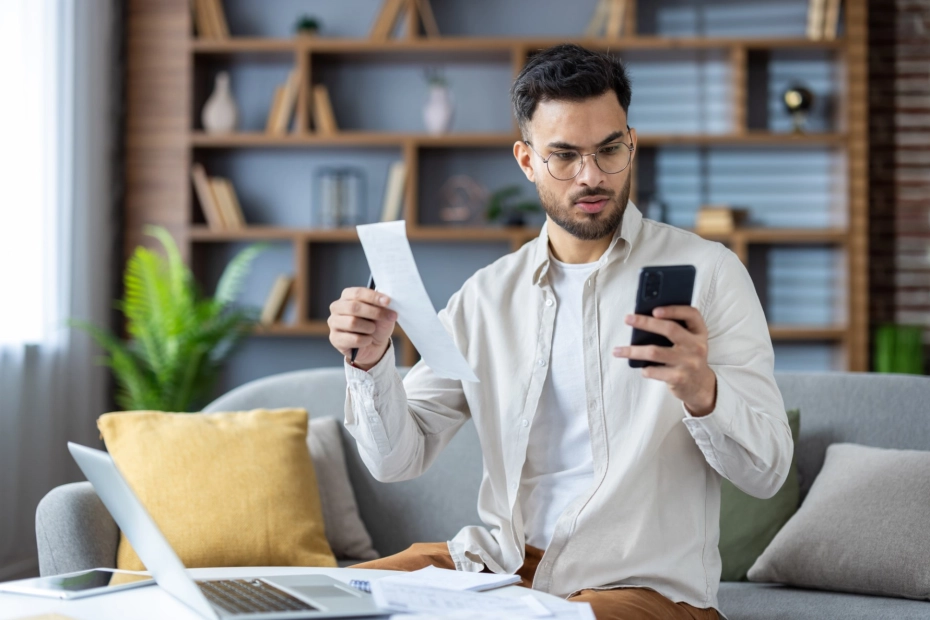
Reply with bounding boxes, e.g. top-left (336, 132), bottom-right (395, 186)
top-left (35, 481), bottom-right (119, 576)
